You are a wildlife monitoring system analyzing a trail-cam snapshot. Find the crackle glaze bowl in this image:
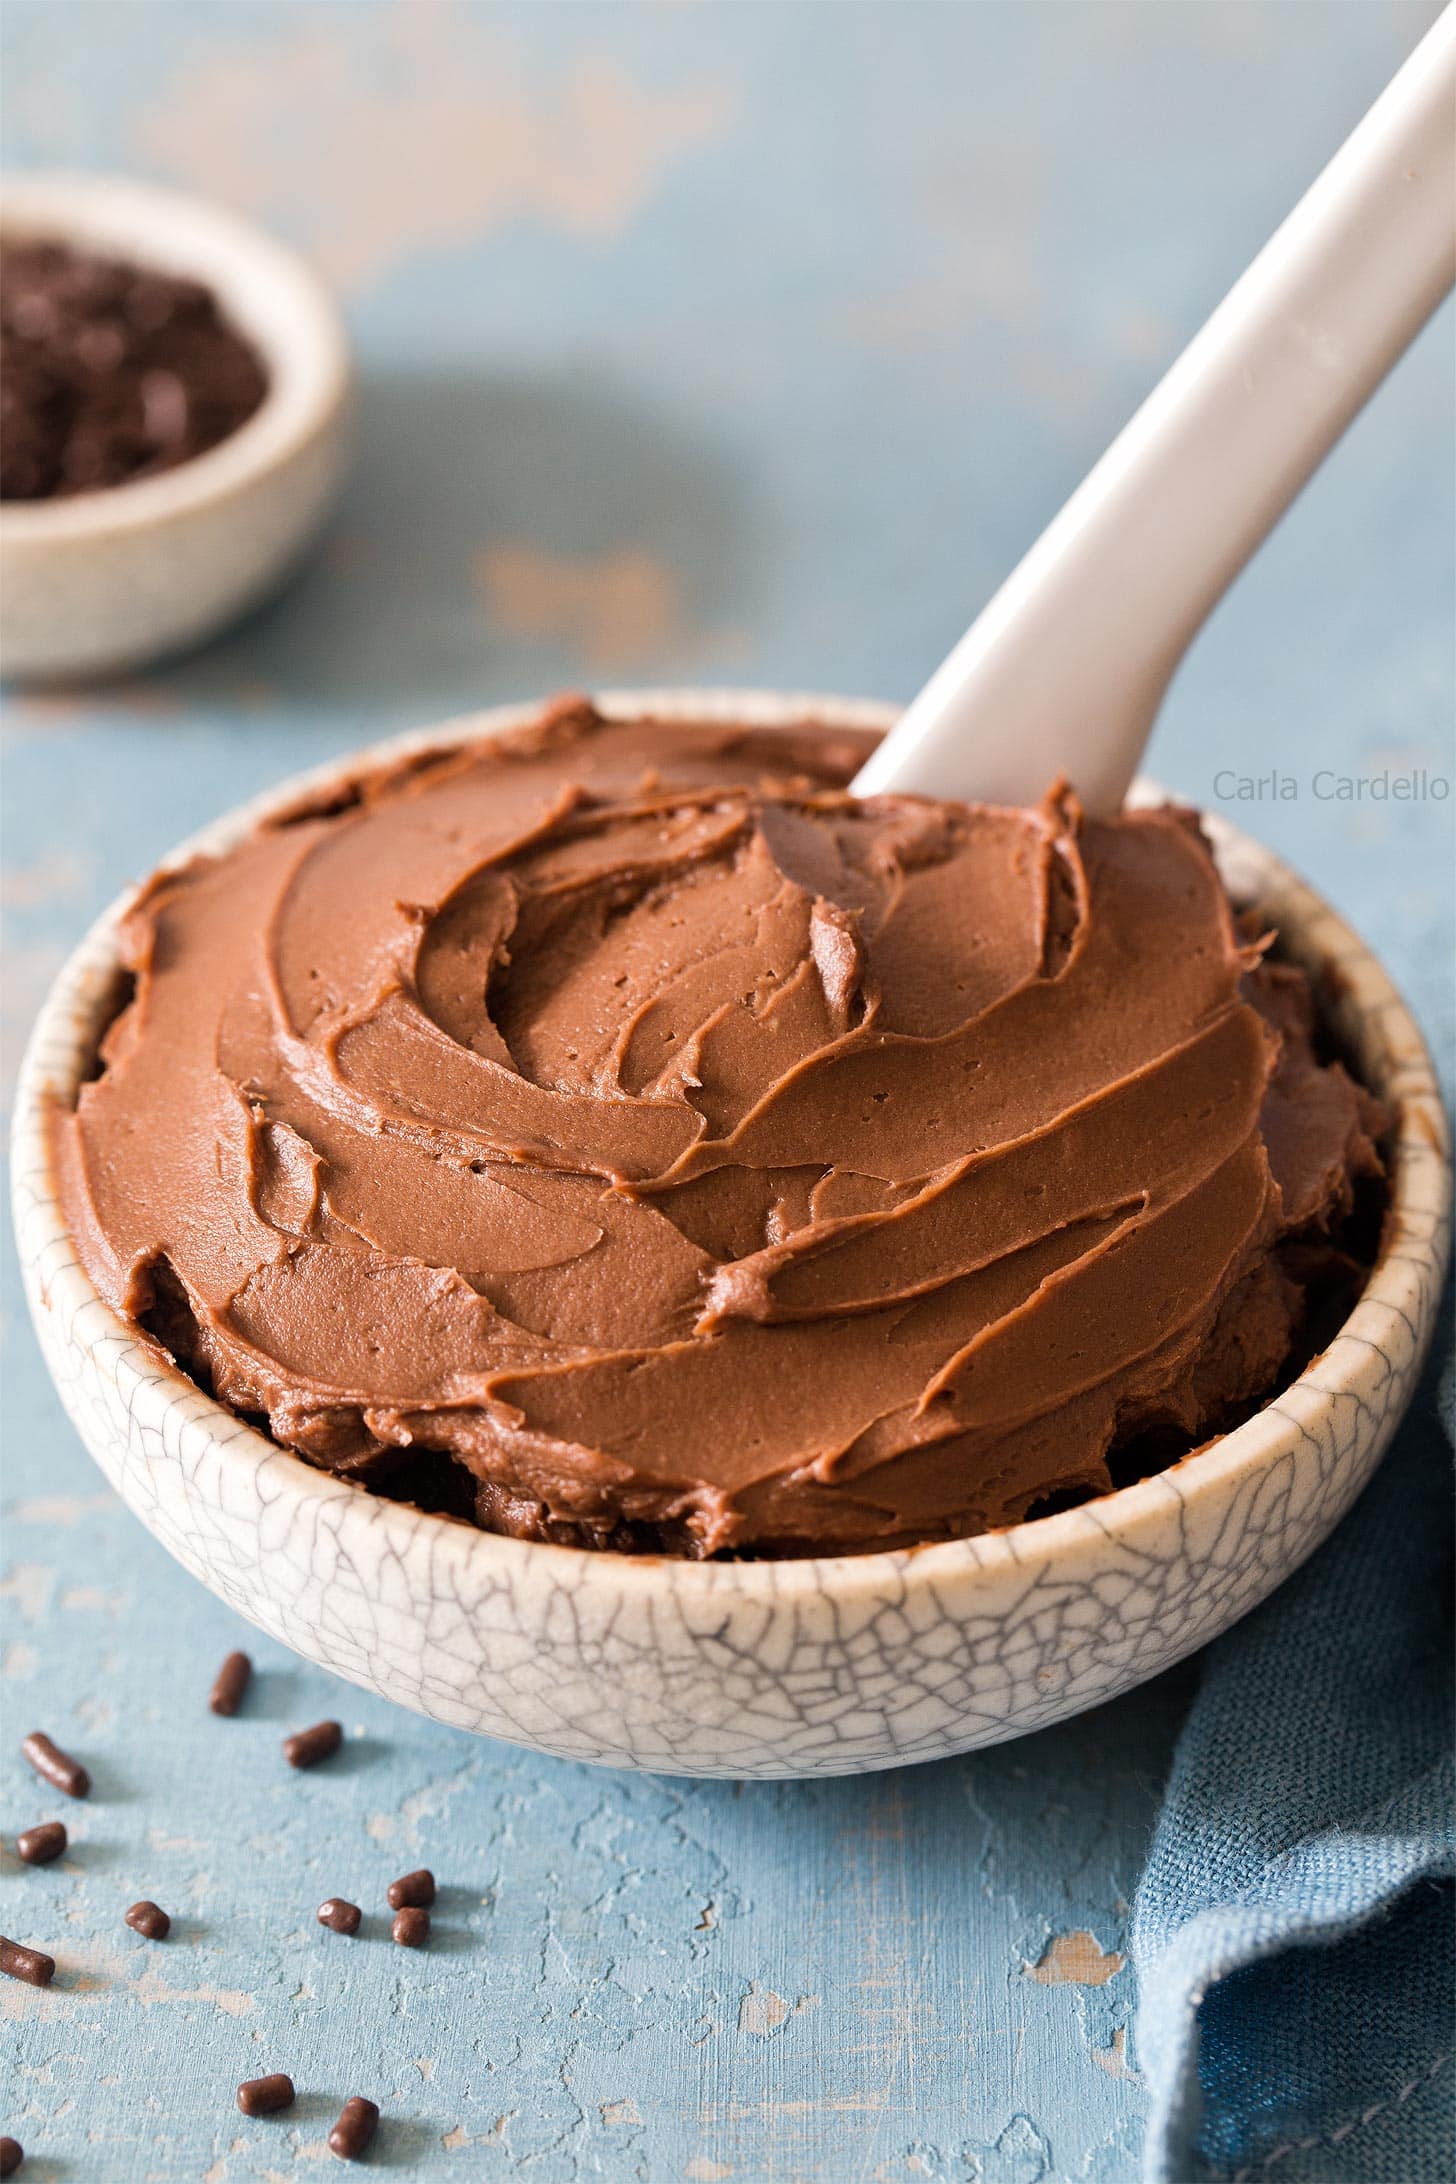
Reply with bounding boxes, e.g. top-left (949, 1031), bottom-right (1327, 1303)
top-left (0, 172), bottom-right (351, 681)
top-left (12, 692), bottom-right (1450, 1778)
